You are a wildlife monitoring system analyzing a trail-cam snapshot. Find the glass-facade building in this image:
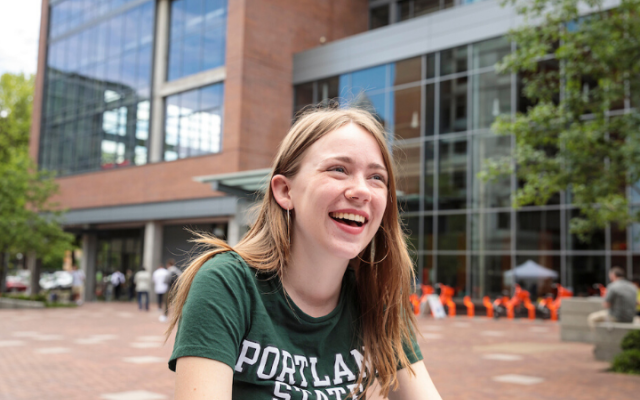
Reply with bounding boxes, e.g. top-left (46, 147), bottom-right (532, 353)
top-left (295, 33), bottom-right (639, 299)
top-left (40, 0), bottom-right (227, 177)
